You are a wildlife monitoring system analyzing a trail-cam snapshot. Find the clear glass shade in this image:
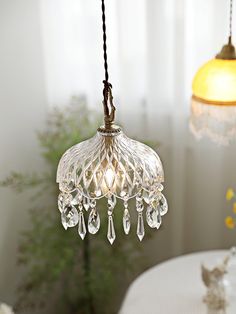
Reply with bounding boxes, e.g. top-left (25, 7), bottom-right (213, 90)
top-left (56, 127), bottom-right (167, 244)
